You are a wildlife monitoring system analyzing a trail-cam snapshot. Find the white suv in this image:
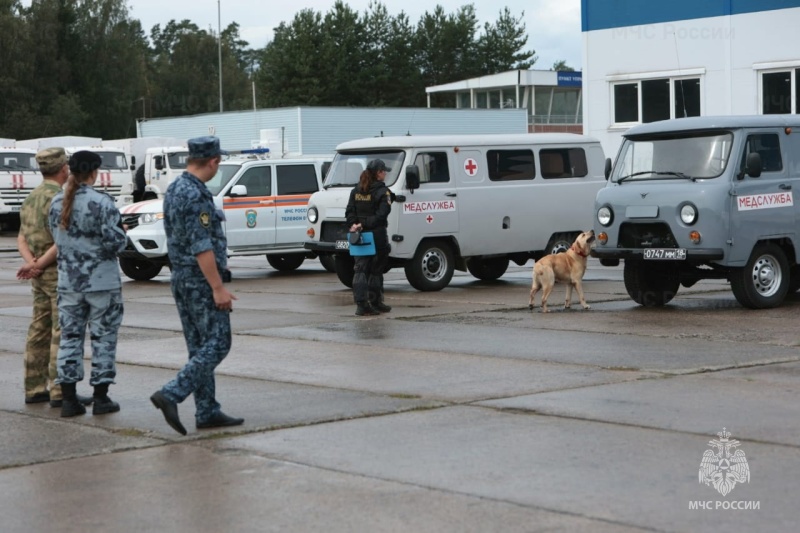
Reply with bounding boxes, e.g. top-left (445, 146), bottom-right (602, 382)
top-left (118, 156), bottom-right (331, 280)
